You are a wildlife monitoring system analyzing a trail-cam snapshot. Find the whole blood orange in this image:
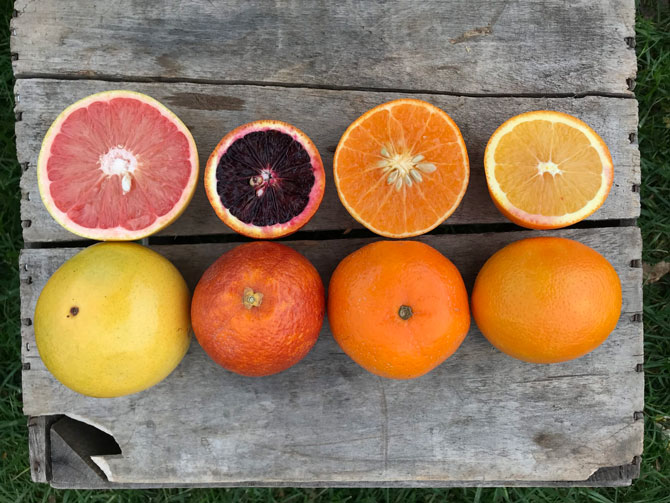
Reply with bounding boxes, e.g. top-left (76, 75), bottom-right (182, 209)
top-left (38, 90), bottom-right (199, 240)
top-left (328, 241), bottom-right (470, 379)
top-left (191, 241), bottom-right (325, 376)
top-left (334, 99), bottom-right (469, 238)
top-left (471, 237), bottom-right (622, 363)
top-left (484, 111), bottom-right (613, 229)
top-left (205, 120), bottom-right (325, 239)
